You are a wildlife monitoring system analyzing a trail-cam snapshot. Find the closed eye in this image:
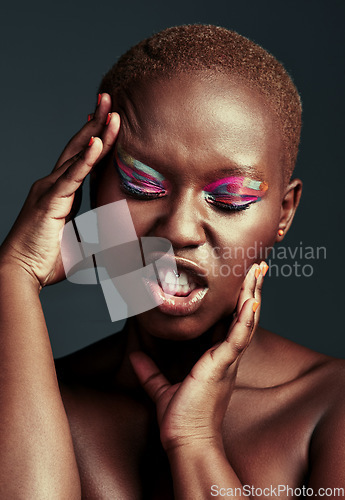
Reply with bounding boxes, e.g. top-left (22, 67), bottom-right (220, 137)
top-left (202, 176), bottom-right (267, 213)
top-left (204, 194), bottom-right (258, 212)
top-left (114, 149), bottom-right (168, 200)
top-left (119, 177), bottom-right (167, 199)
